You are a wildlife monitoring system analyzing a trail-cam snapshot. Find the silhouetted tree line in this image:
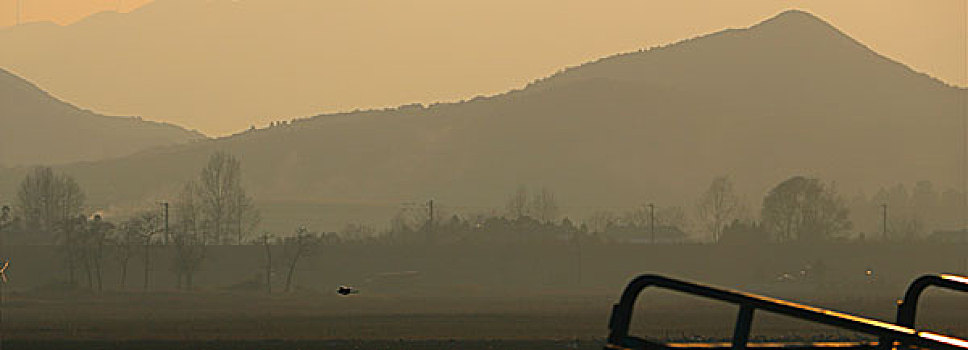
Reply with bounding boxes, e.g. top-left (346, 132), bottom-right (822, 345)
top-left (848, 180), bottom-right (967, 241)
top-left (3, 158), bottom-right (966, 293)
top-left (0, 151), bottom-right (262, 292)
